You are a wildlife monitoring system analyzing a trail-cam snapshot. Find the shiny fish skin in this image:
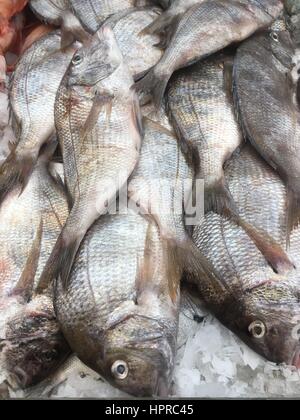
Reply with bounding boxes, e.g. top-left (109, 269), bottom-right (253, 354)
top-left (0, 156), bottom-right (70, 390)
top-left (167, 53), bottom-right (242, 216)
top-left (38, 26), bottom-right (142, 291)
top-left (106, 8), bottom-right (163, 79)
top-left (192, 144), bottom-right (300, 367)
top-left (136, 0), bottom-right (283, 107)
top-left (69, 0), bottom-right (136, 33)
top-left (30, 0), bottom-right (88, 47)
top-left (30, 0), bottom-right (71, 26)
top-left (55, 211), bottom-right (179, 397)
top-left (233, 29), bottom-right (300, 239)
top-left (0, 31), bottom-right (77, 204)
top-left (128, 116), bottom-right (192, 244)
